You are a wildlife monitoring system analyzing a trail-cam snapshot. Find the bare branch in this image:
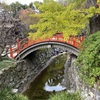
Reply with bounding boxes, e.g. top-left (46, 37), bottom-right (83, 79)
top-left (0, 7), bottom-right (25, 59)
